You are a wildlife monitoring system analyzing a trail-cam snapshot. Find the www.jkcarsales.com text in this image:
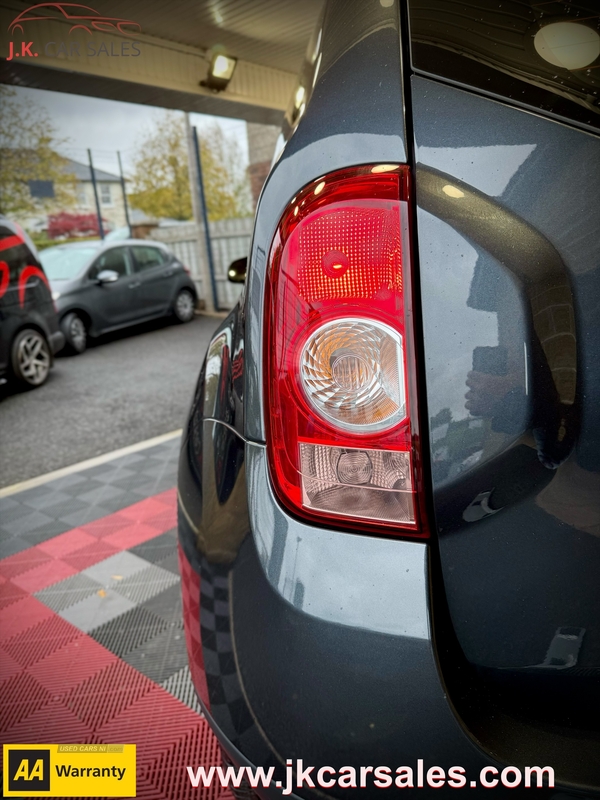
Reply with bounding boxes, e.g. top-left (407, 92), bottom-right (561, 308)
top-left (187, 760), bottom-right (555, 792)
